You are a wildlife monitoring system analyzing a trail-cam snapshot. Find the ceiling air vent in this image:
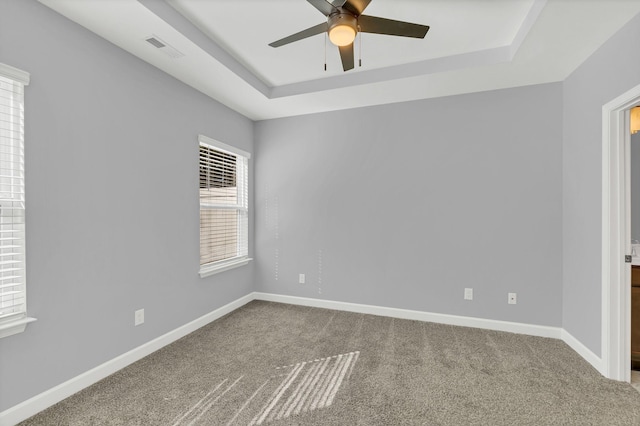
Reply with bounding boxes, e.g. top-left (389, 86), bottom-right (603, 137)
top-left (145, 37), bottom-right (165, 48)
top-left (144, 35), bottom-right (184, 59)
